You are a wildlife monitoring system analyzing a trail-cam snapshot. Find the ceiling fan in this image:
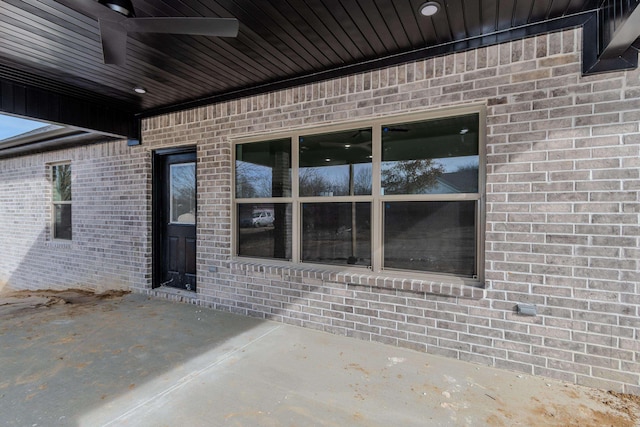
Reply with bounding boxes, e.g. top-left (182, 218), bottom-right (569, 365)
top-left (64, 0), bottom-right (239, 65)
